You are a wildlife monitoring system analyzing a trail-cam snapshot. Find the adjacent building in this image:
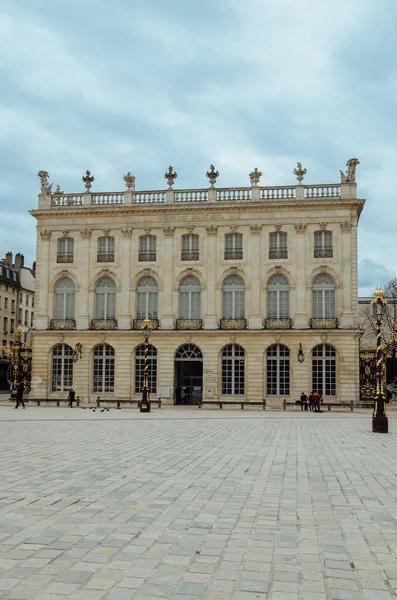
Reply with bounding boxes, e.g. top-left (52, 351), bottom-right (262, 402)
top-left (30, 161), bottom-right (364, 406)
